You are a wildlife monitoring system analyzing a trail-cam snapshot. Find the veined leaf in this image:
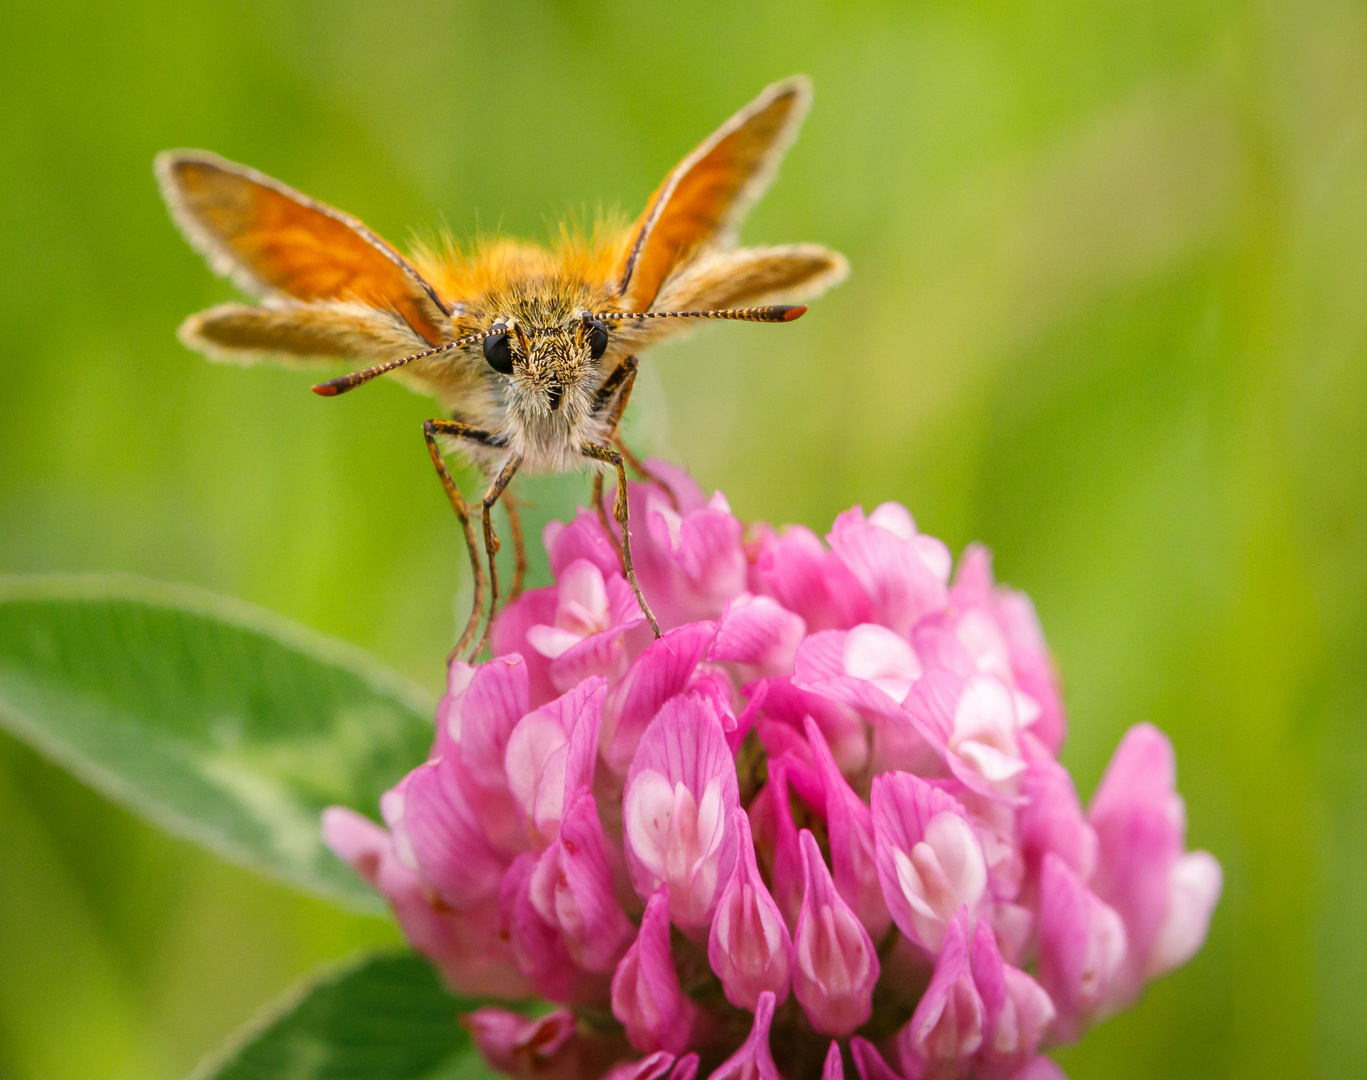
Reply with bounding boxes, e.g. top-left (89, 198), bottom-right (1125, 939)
top-left (0, 574), bottom-right (437, 911)
top-left (189, 951), bottom-right (490, 1080)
